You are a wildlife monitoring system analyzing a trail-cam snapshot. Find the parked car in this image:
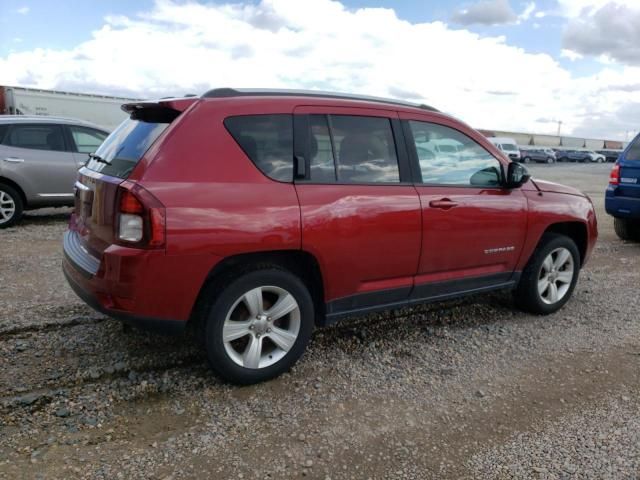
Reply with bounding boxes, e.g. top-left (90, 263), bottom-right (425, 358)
top-left (566, 150), bottom-right (606, 163)
top-left (605, 134), bottom-right (640, 241)
top-left (487, 136), bottom-right (521, 161)
top-left (520, 148), bottom-right (556, 164)
top-left (597, 149), bottom-right (621, 163)
top-left (0, 116), bottom-right (109, 227)
top-left (62, 88), bottom-right (598, 384)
